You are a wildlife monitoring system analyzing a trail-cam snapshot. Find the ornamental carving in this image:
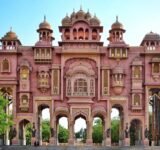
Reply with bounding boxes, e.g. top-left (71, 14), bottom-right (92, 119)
top-left (37, 66), bottom-right (50, 93)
